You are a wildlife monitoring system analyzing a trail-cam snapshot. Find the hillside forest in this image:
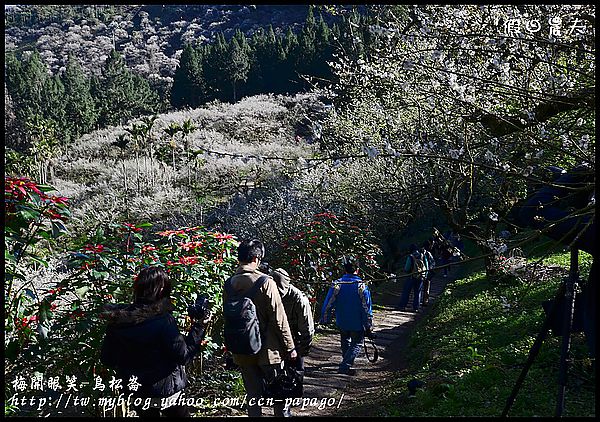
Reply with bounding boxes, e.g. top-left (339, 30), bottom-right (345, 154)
top-left (4, 4), bottom-right (595, 417)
